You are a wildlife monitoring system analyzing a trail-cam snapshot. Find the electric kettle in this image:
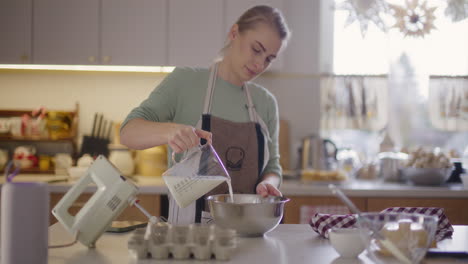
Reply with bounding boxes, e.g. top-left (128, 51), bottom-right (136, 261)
top-left (300, 134), bottom-right (338, 171)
